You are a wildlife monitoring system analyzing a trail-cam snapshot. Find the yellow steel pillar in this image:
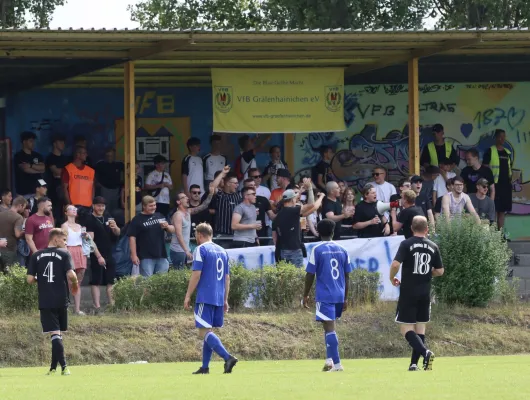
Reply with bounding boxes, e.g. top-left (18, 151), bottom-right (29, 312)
top-left (408, 58), bottom-right (420, 175)
top-left (124, 61), bottom-right (136, 222)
